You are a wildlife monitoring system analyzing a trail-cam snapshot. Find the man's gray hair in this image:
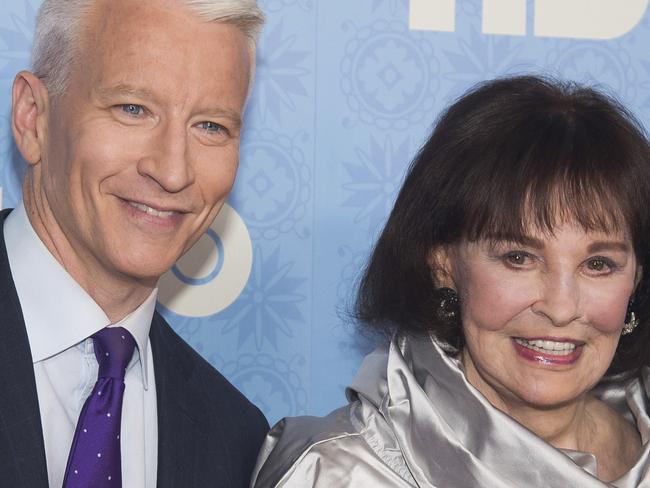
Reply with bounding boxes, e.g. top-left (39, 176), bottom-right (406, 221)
top-left (32, 0), bottom-right (264, 99)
